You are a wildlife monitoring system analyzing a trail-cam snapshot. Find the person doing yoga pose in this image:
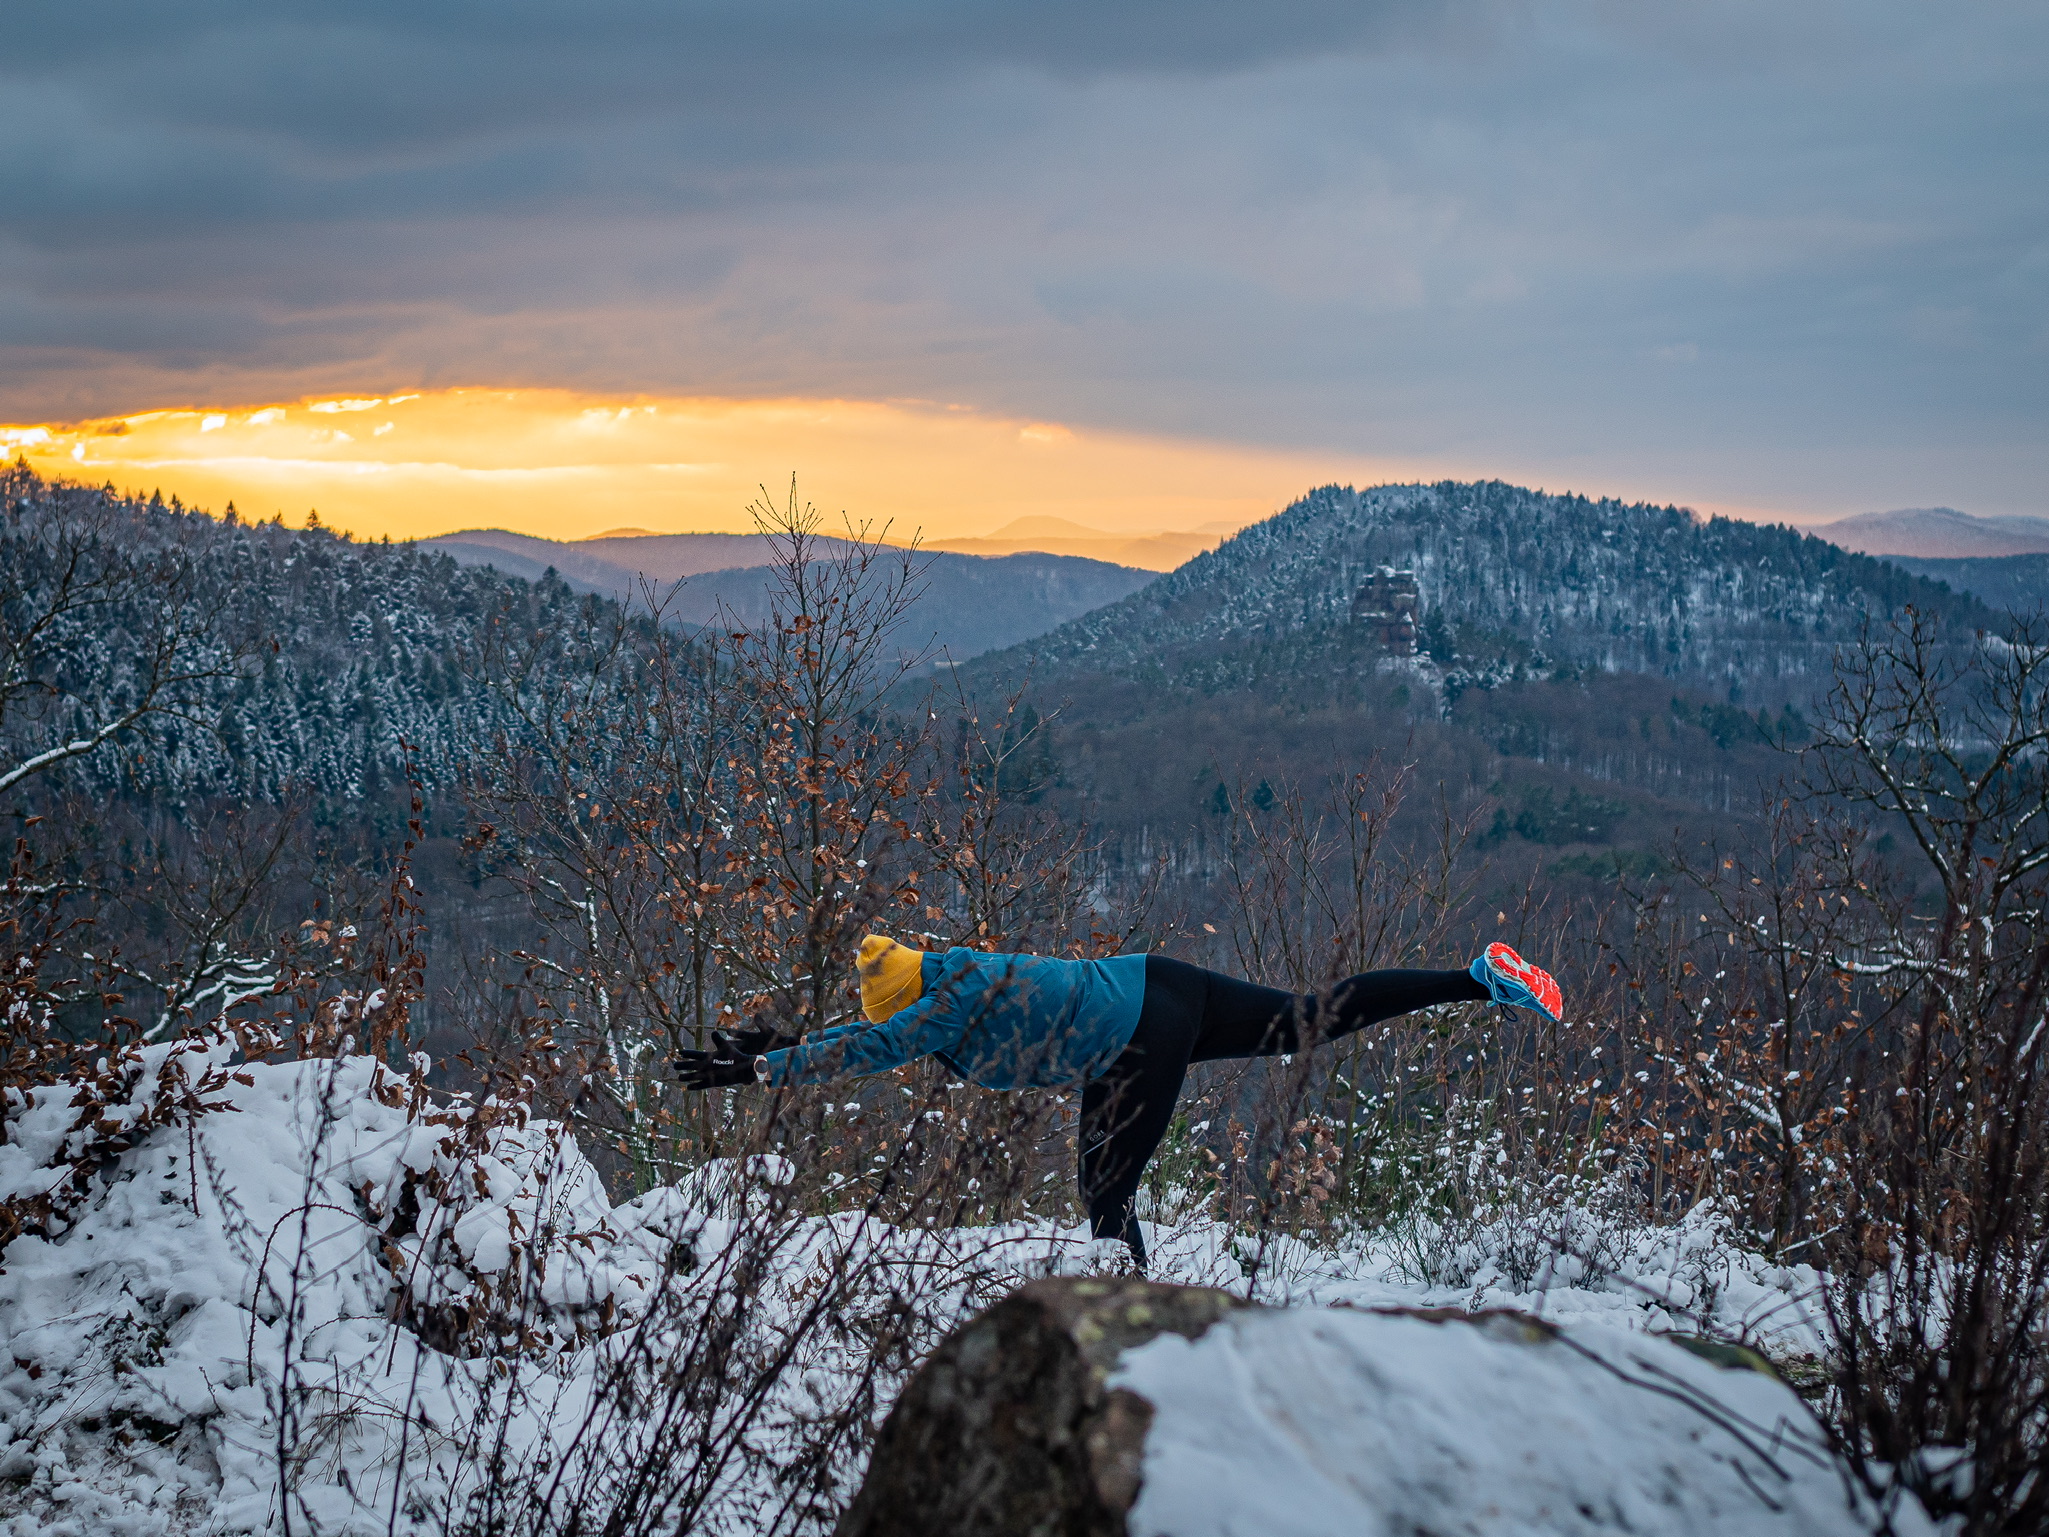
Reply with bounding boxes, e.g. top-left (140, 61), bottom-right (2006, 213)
top-left (674, 936), bottom-right (1564, 1269)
